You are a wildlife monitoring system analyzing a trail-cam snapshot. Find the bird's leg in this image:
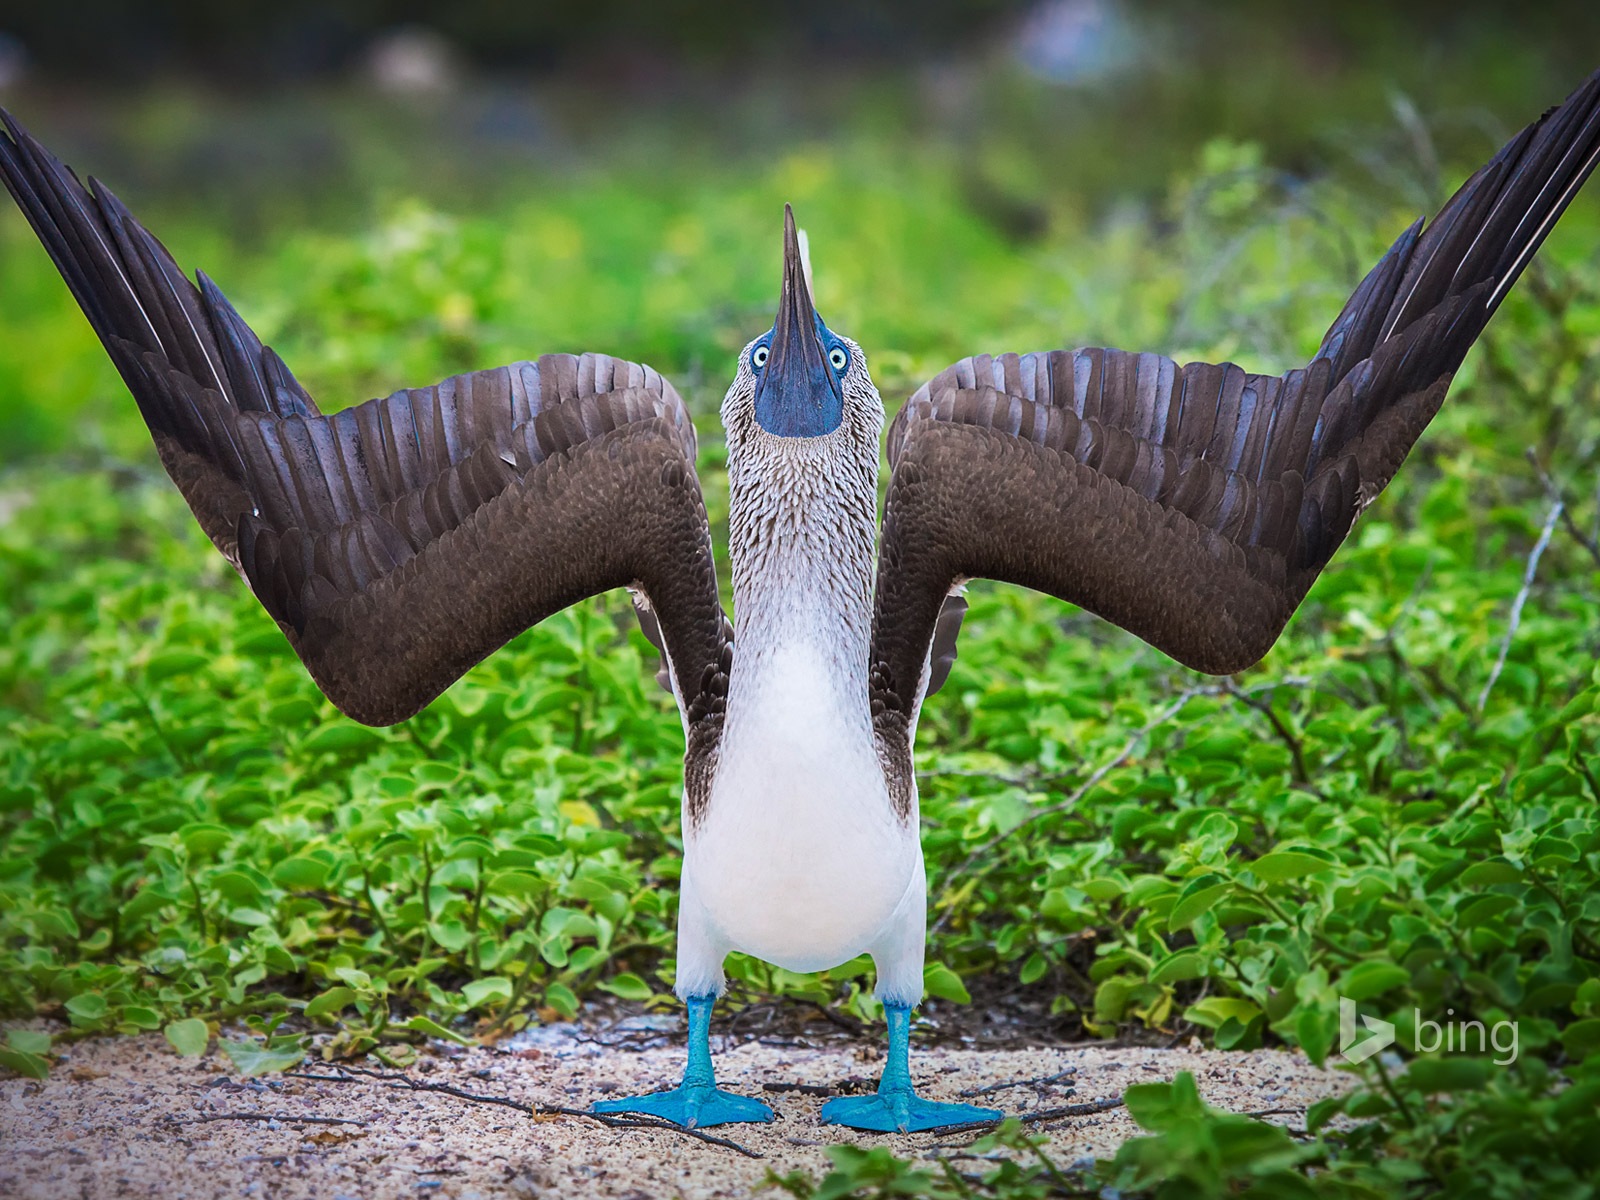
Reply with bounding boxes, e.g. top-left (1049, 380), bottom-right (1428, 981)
top-left (590, 993), bottom-right (775, 1129)
top-left (819, 1002), bottom-right (1002, 1133)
